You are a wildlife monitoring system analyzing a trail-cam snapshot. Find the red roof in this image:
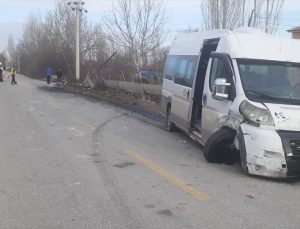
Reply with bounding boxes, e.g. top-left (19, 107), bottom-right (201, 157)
top-left (287, 26), bottom-right (300, 32)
